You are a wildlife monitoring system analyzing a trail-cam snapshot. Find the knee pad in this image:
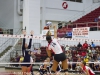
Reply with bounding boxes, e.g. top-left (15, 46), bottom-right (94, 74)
top-left (64, 69), bottom-right (68, 72)
top-left (51, 70), bottom-right (55, 73)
